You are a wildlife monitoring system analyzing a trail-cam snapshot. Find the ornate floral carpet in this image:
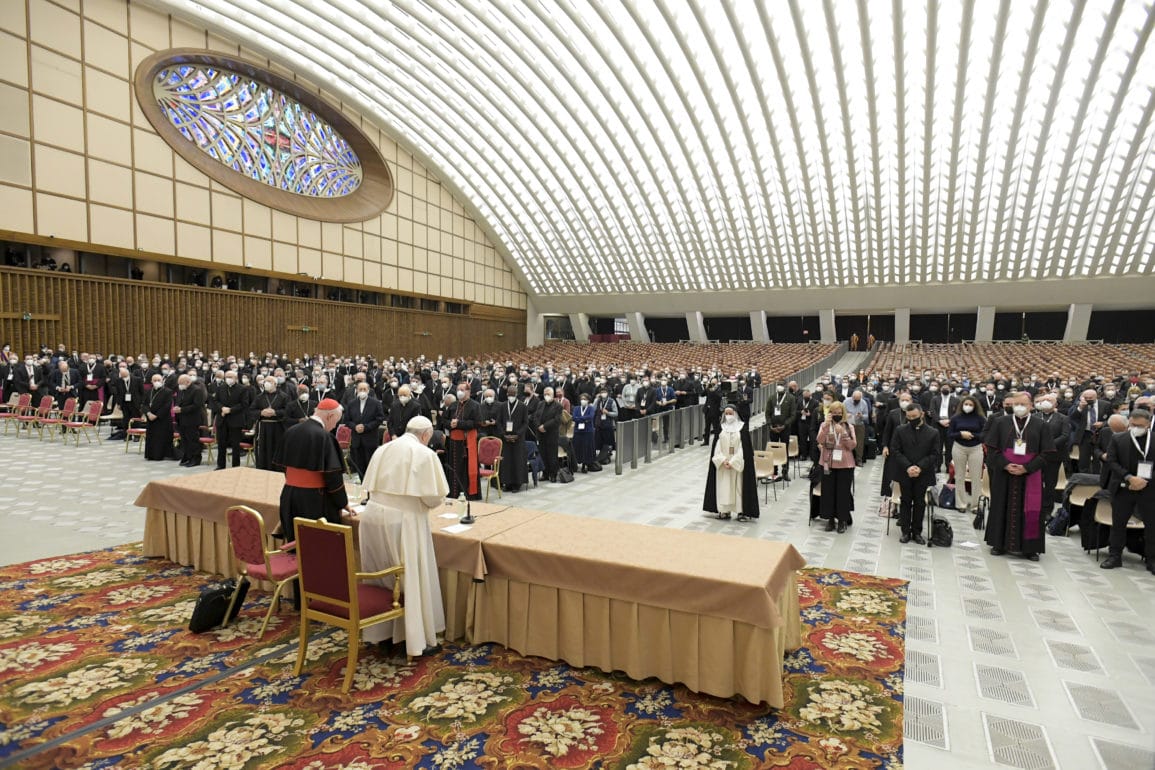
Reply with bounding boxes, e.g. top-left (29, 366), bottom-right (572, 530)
top-left (0, 545), bottom-right (906, 769)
